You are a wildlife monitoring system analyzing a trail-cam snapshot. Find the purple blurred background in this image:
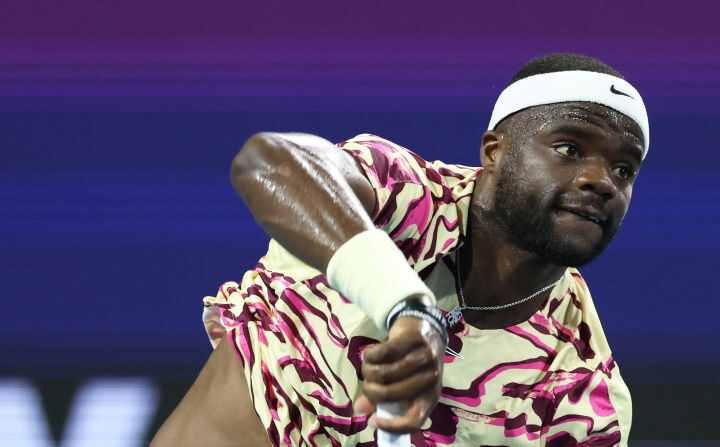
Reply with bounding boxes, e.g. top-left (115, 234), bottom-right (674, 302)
top-left (1, 0), bottom-right (719, 444)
